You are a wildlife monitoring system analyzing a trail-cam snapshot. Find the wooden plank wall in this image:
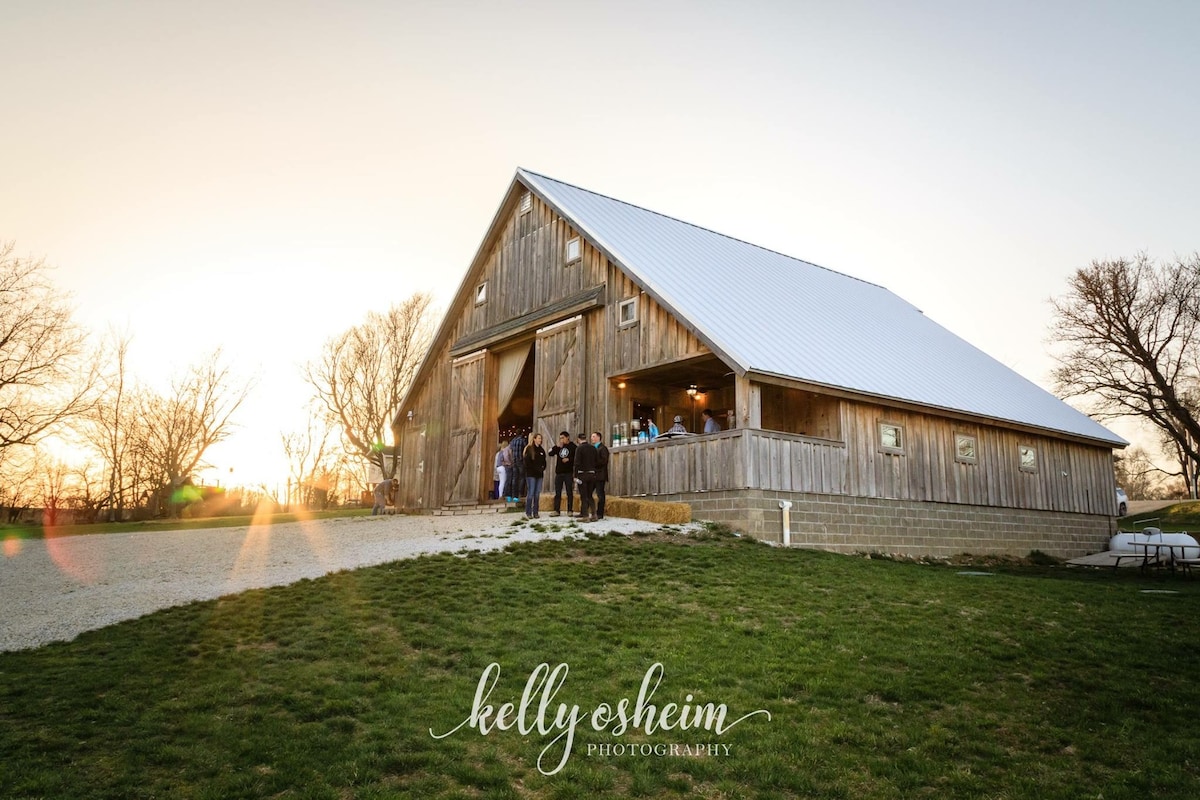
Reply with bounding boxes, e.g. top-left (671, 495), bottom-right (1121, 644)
top-left (838, 401), bottom-right (1114, 515)
top-left (609, 431), bottom-right (747, 496)
top-left (453, 195), bottom-right (607, 345)
top-left (742, 430), bottom-right (849, 495)
top-left (607, 270), bottom-right (710, 375)
top-left (397, 352), bottom-right (452, 508)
